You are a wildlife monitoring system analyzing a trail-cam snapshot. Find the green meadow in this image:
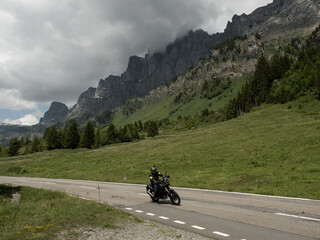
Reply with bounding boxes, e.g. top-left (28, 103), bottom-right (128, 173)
top-left (112, 76), bottom-right (248, 126)
top-left (1, 96), bottom-right (320, 199)
top-left (0, 185), bottom-right (136, 240)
